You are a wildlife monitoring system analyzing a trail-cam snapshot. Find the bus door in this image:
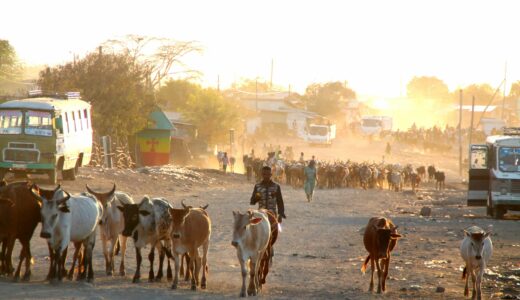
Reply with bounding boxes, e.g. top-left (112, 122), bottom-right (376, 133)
top-left (467, 144), bottom-right (489, 206)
